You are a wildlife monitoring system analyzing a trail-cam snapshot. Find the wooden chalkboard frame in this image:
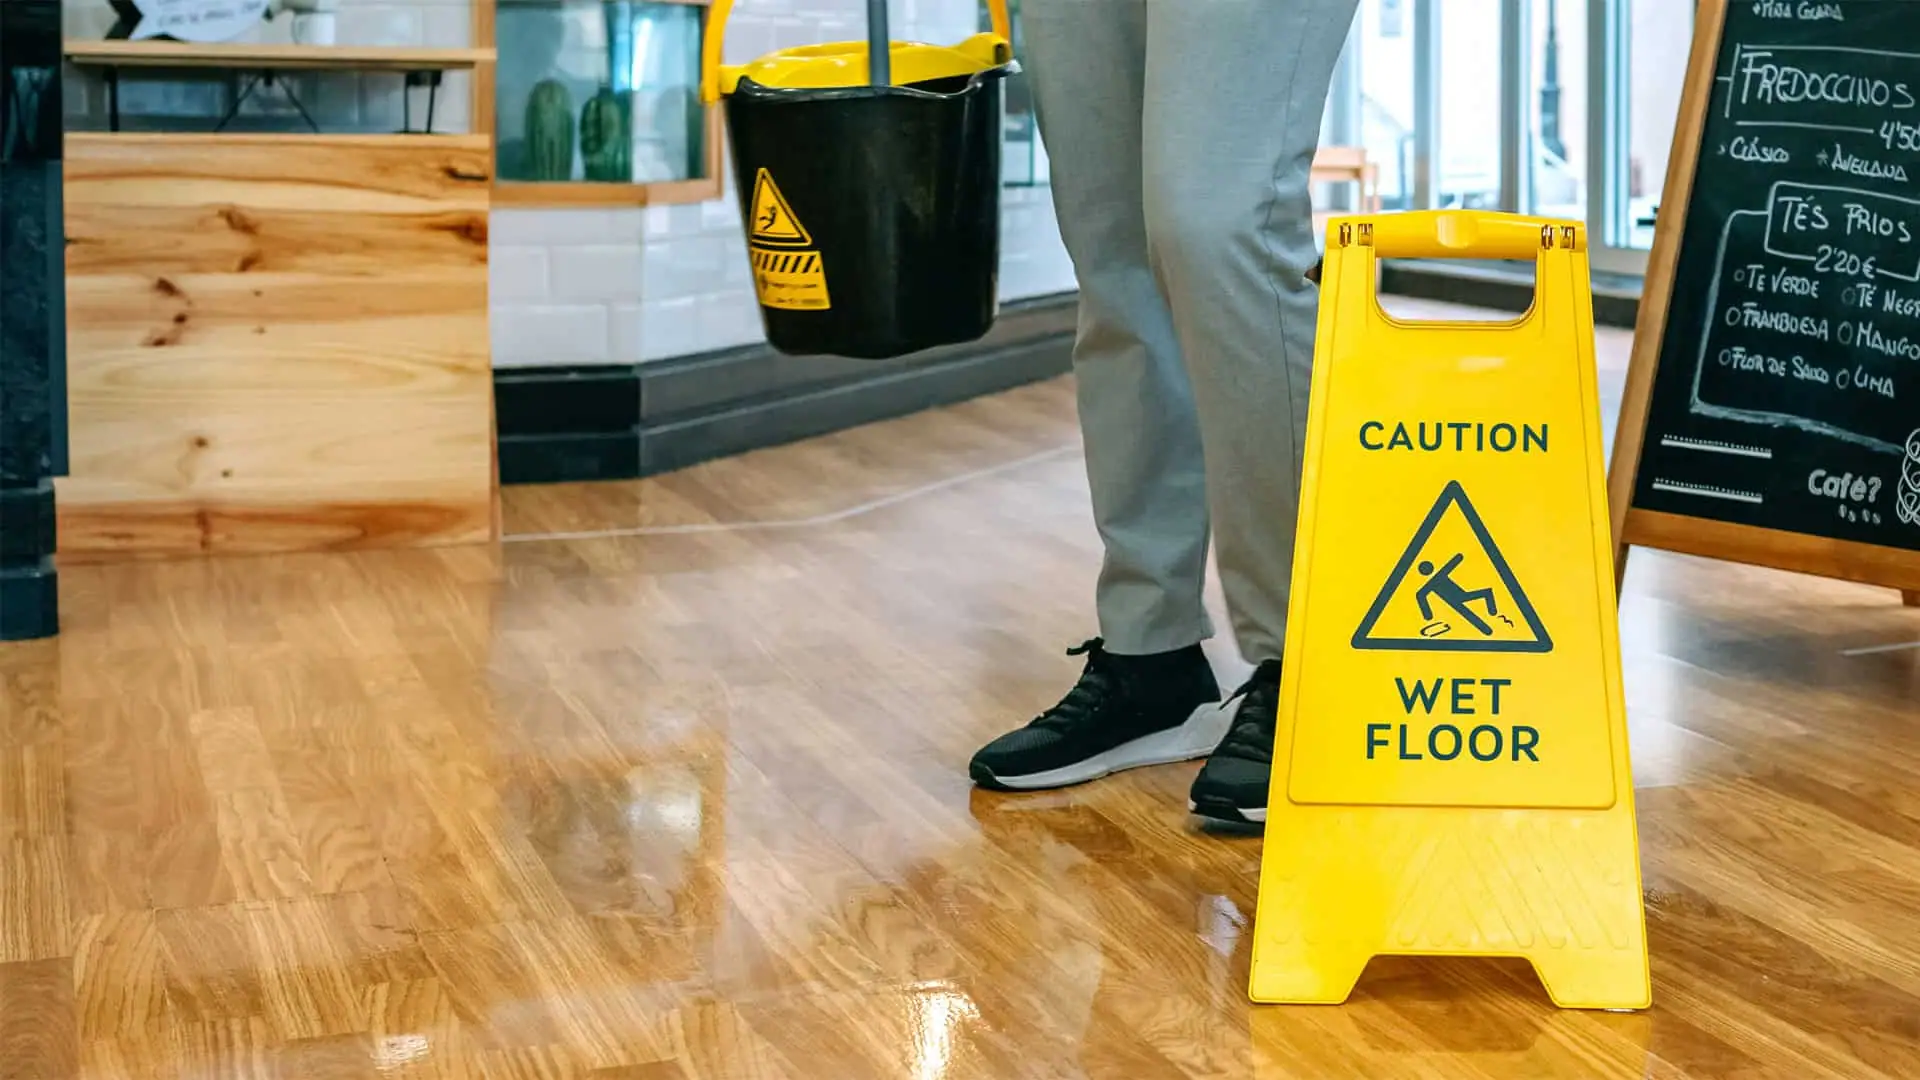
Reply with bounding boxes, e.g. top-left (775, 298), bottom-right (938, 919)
top-left (1607, 0), bottom-right (1920, 606)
